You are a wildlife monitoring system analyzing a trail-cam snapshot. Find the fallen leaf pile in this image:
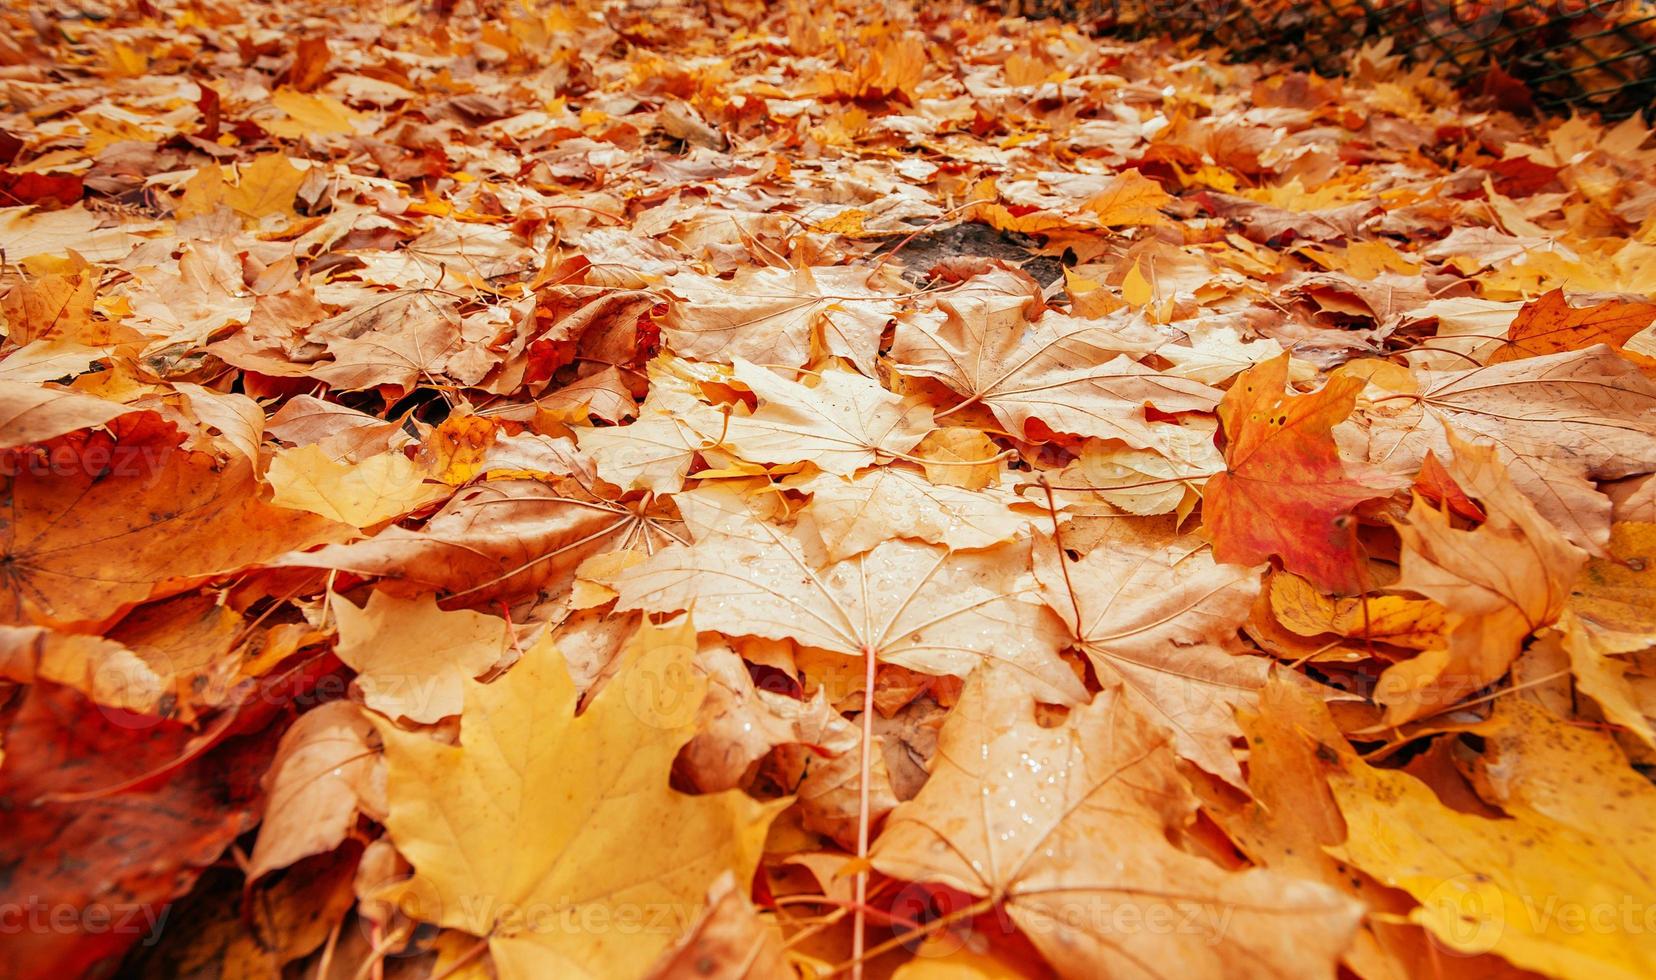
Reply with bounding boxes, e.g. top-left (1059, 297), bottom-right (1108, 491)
top-left (3, 0), bottom-right (1656, 977)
